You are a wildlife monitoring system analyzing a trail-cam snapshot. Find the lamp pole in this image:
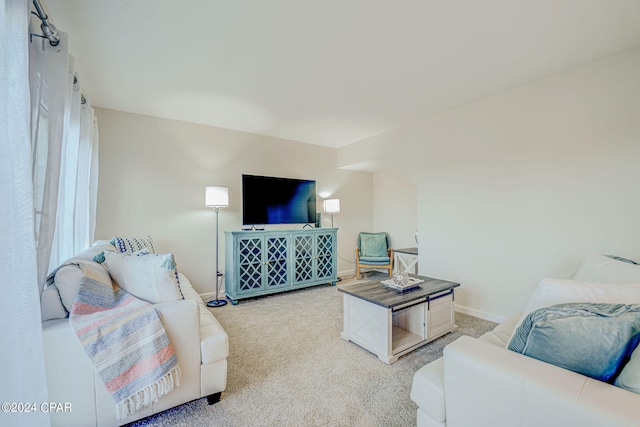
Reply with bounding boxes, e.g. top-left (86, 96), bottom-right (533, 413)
top-left (205, 186), bottom-right (229, 308)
